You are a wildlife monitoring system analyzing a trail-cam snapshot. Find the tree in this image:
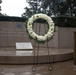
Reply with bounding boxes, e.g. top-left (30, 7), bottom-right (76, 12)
top-left (22, 0), bottom-right (53, 18)
top-left (22, 0), bottom-right (41, 18)
top-left (0, 0), bottom-right (2, 15)
top-left (0, 0), bottom-right (2, 3)
top-left (22, 0), bottom-right (76, 18)
top-left (0, 0), bottom-right (8, 16)
top-left (44, 0), bottom-right (76, 17)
